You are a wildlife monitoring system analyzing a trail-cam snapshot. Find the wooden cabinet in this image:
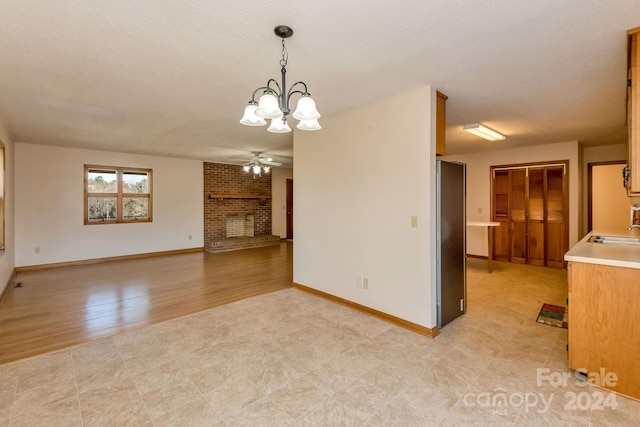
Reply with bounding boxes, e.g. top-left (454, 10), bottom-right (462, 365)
top-left (436, 91), bottom-right (448, 156)
top-left (568, 261), bottom-right (640, 400)
top-left (627, 27), bottom-right (640, 195)
top-left (491, 162), bottom-right (568, 268)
